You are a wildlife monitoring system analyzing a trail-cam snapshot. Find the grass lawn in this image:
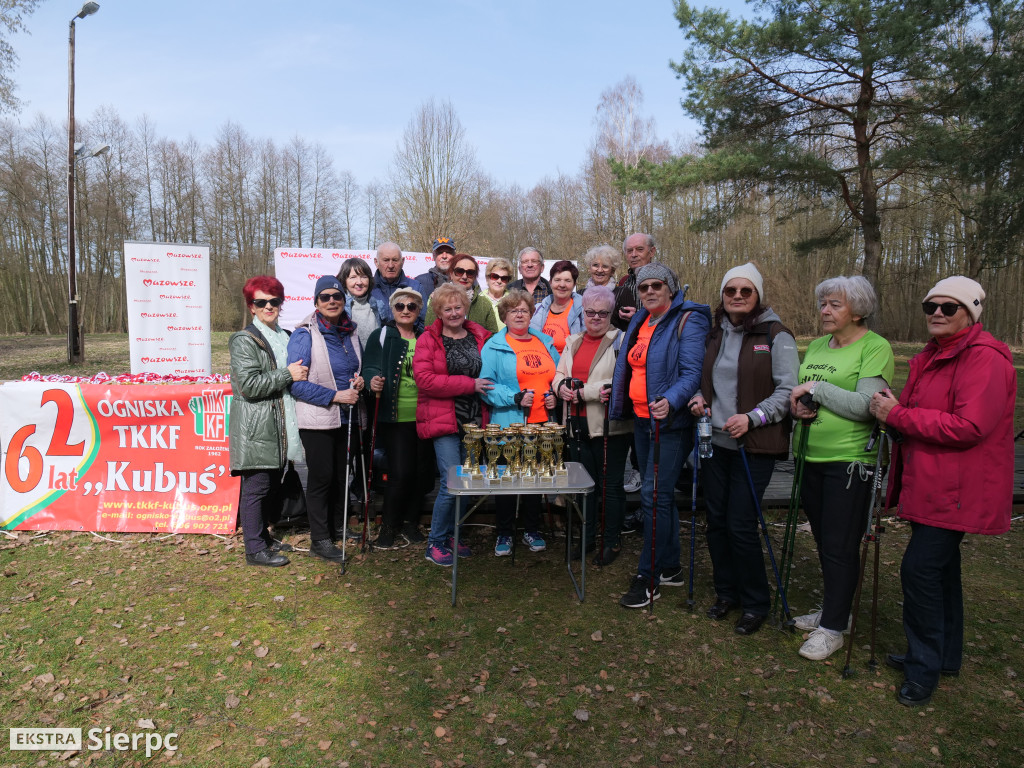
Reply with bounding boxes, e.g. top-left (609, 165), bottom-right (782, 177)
top-left (1, 333), bottom-right (1023, 767)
